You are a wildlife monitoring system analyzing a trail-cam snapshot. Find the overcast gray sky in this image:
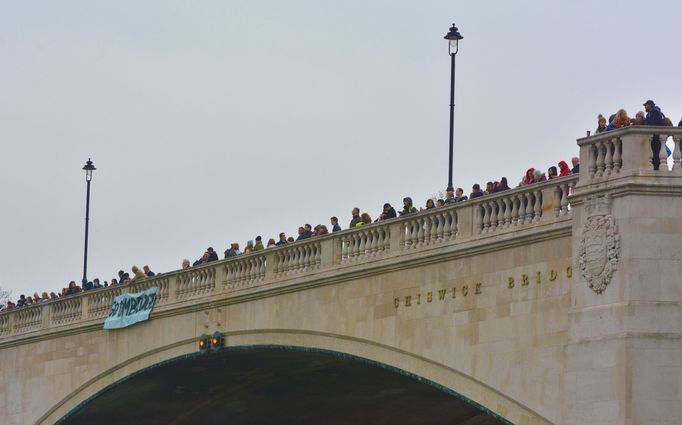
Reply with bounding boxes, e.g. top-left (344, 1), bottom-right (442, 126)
top-left (1, 0), bottom-right (681, 298)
